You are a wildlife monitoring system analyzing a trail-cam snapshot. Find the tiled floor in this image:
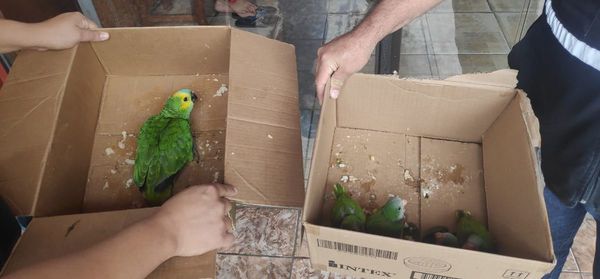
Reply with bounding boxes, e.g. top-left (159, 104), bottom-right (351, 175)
top-left (205, 0), bottom-right (597, 278)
